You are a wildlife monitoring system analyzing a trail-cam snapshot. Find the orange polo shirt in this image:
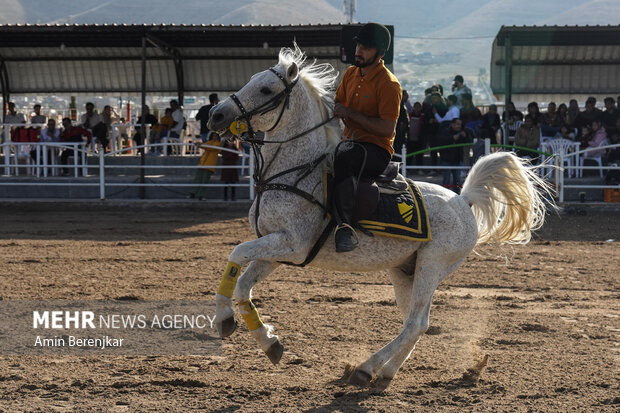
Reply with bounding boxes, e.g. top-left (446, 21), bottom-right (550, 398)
top-left (335, 60), bottom-right (402, 155)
